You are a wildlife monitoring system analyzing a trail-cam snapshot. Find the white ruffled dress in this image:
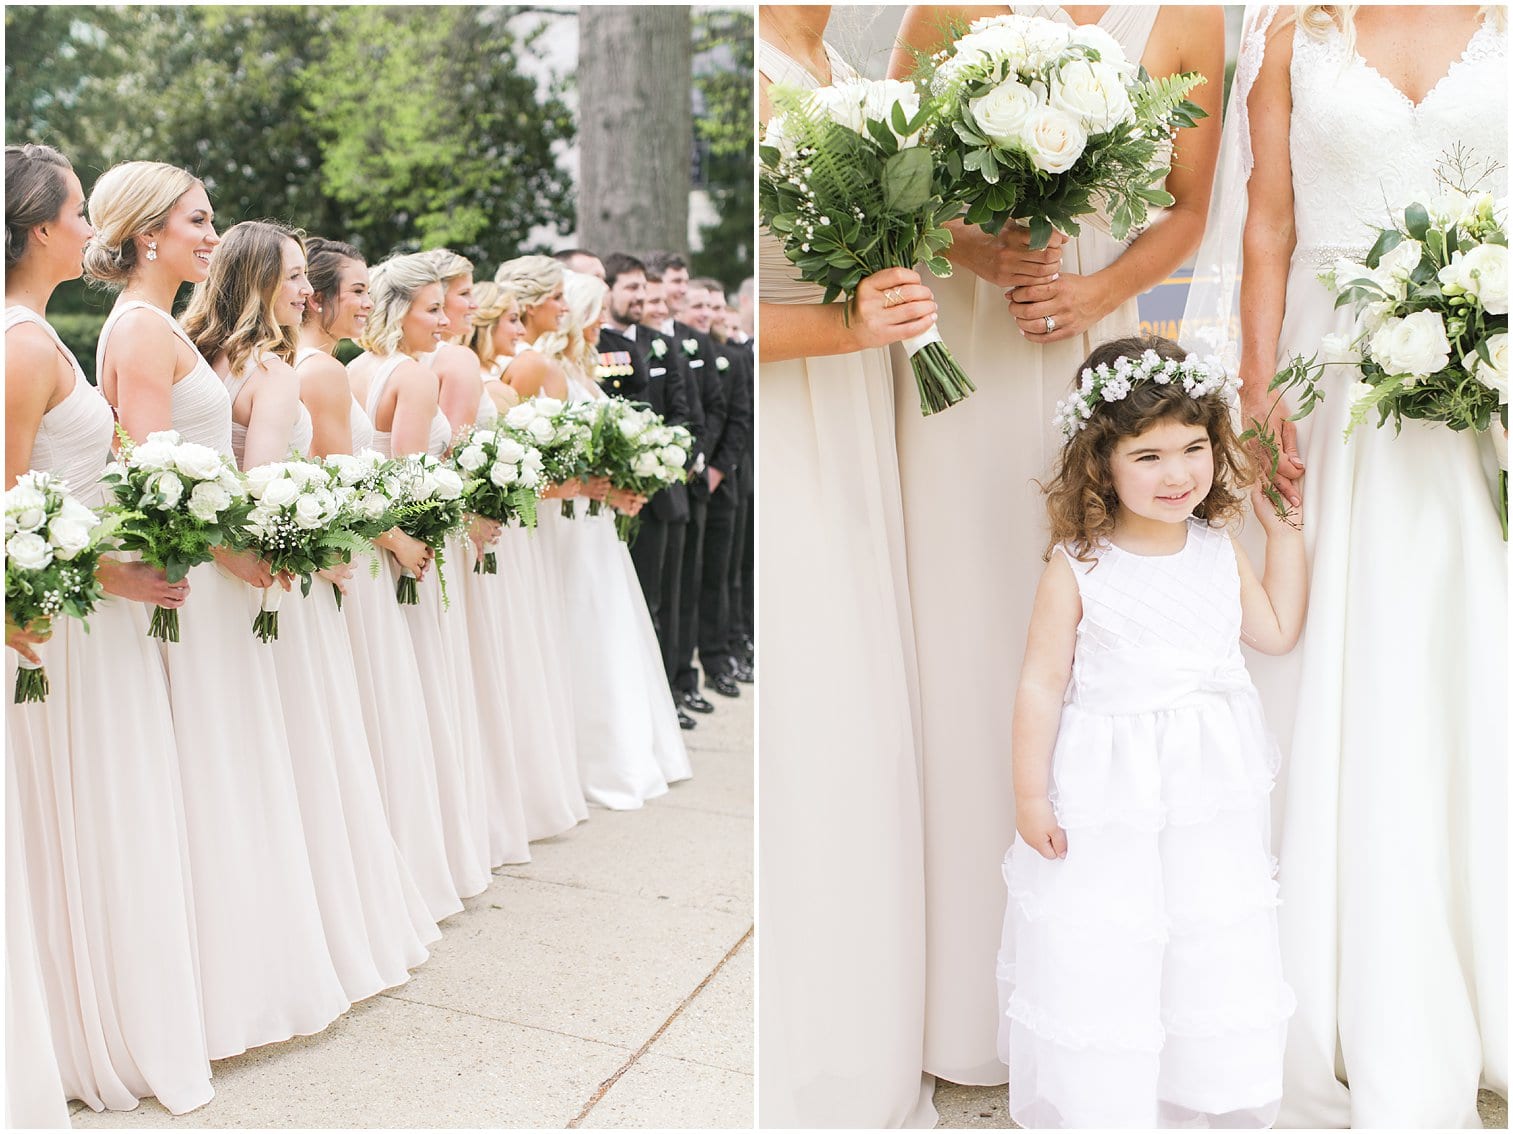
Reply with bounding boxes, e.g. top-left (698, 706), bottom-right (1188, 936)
top-left (997, 520), bottom-right (1294, 1128)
